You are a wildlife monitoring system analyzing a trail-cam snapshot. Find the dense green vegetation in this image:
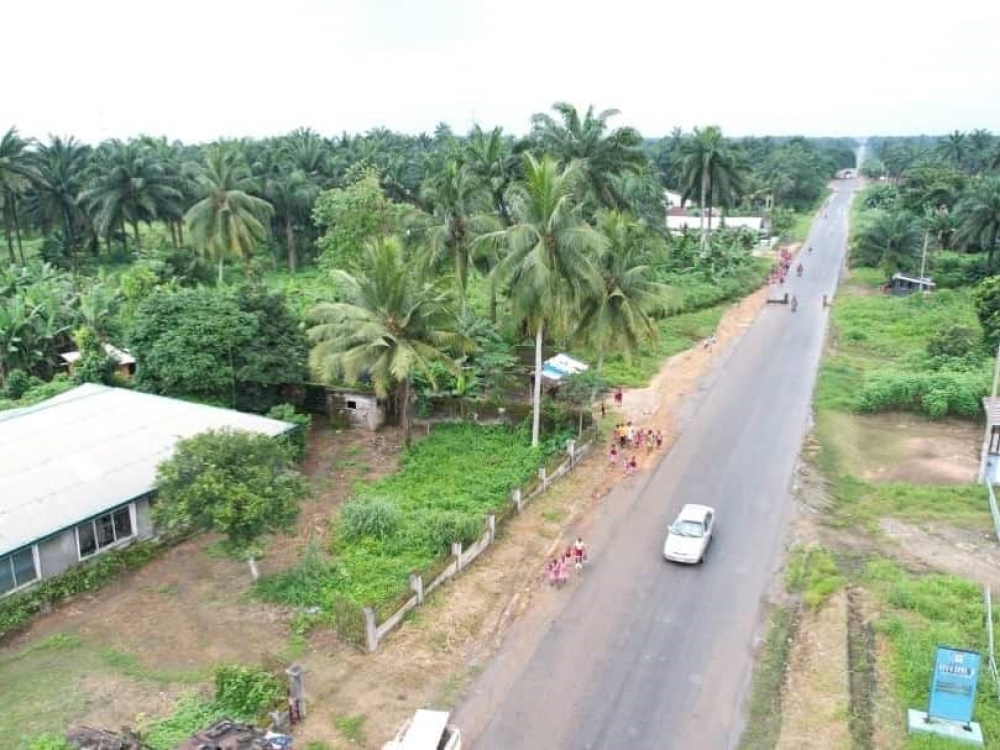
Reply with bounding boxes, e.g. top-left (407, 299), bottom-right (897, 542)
top-left (256, 423), bottom-right (560, 634)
